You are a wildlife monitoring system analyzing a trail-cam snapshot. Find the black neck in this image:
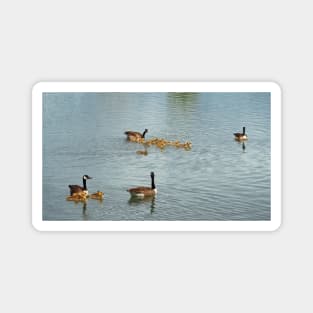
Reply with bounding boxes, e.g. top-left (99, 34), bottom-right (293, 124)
top-left (142, 130), bottom-right (147, 138)
top-left (83, 178), bottom-right (87, 190)
top-left (243, 127), bottom-right (246, 135)
top-left (151, 175), bottom-right (155, 189)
